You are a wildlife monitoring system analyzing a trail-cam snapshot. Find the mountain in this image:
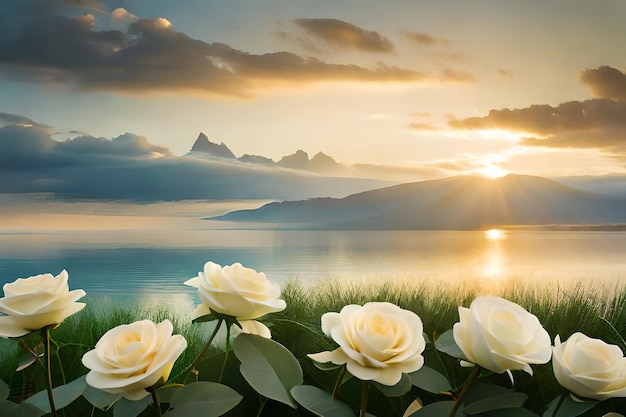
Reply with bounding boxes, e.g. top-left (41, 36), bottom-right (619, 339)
top-left (185, 133), bottom-right (449, 182)
top-left (209, 174), bottom-right (626, 229)
top-left (277, 150), bottom-right (310, 169)
top-left (190, 133), bottom-right (236, 159)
